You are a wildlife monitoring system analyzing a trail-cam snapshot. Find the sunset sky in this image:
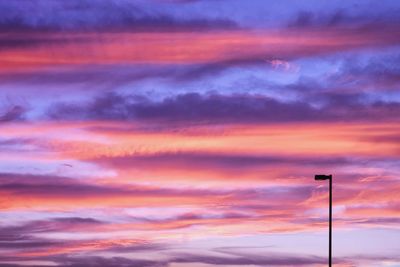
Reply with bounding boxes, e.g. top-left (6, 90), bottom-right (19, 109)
top-left (1, 0), bottom-right (400, 266)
